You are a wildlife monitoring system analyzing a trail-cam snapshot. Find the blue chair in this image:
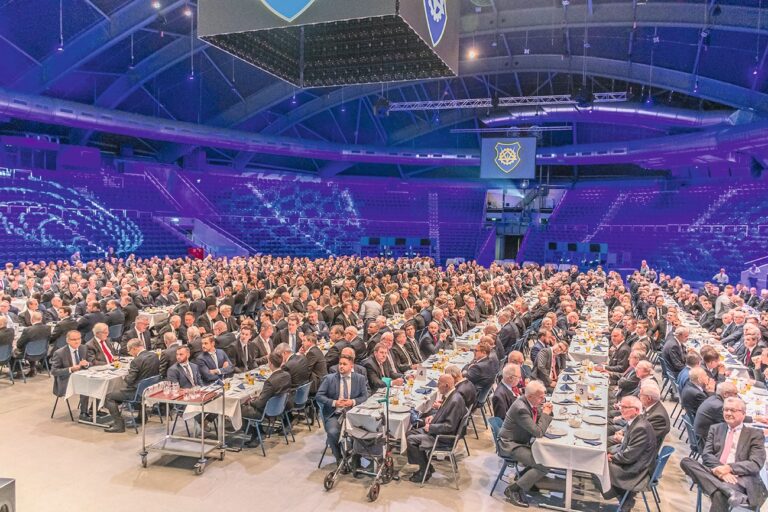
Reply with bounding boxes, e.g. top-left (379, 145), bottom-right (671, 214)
top-left (469, 384), bottom-right (493, 439)
top-left (695, 482), bottom-right (762, 512)
top-left (52, 333), bottom-right (67, 350)
top-left (681, 414), bottom-right (701, 459)
top-left (108, 324), bottom-right (123, 342)
top-left (121, 375), bottom-right (162, 433)
top-left (12, 338), bottom-right (50, 382)
top-left (288, 382), bottom-right (313, 432)
top-left (488, 416), bottom-right (520, 496)
top-left (243, 393), bottom-right (291, 457)
top-left (617, 446), bottom-right (674, 512)
top-left (0, 344), bottom-right (14, 384)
